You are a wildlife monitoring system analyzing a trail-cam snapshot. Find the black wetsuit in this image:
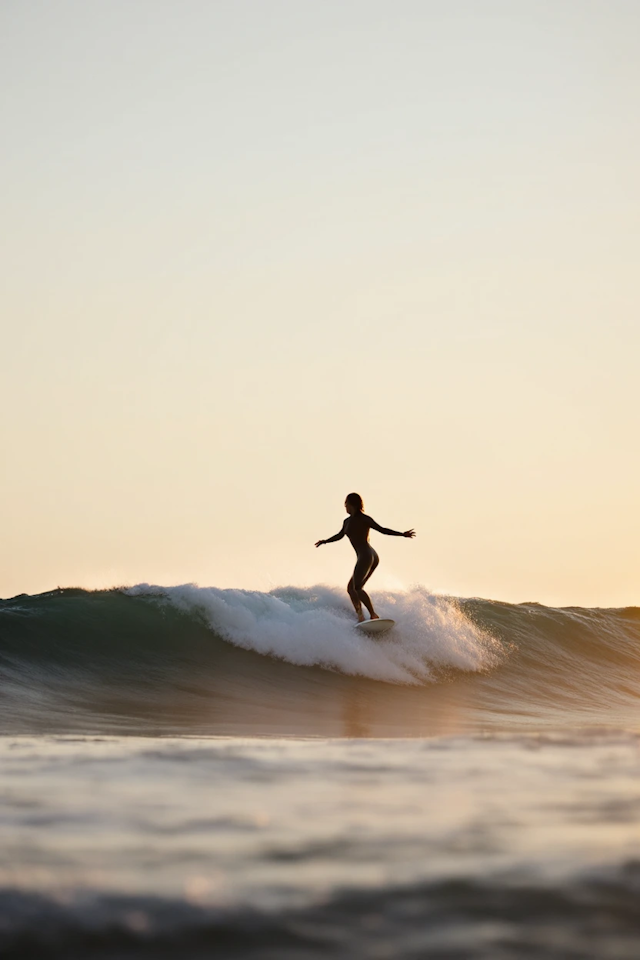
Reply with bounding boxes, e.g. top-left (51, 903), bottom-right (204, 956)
top-left (326, 513), bottom-right (405, 591)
